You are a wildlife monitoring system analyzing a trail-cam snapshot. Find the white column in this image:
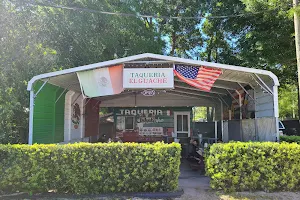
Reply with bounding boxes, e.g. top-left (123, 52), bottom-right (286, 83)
top-left (273, 85), bottom-right (280, 141)
top-left (219, 98), bottom-right (224, 141)
top-left (28, 90), bottom-right (34, 145)
top-left (238, 92), bottom-right (242, 120)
